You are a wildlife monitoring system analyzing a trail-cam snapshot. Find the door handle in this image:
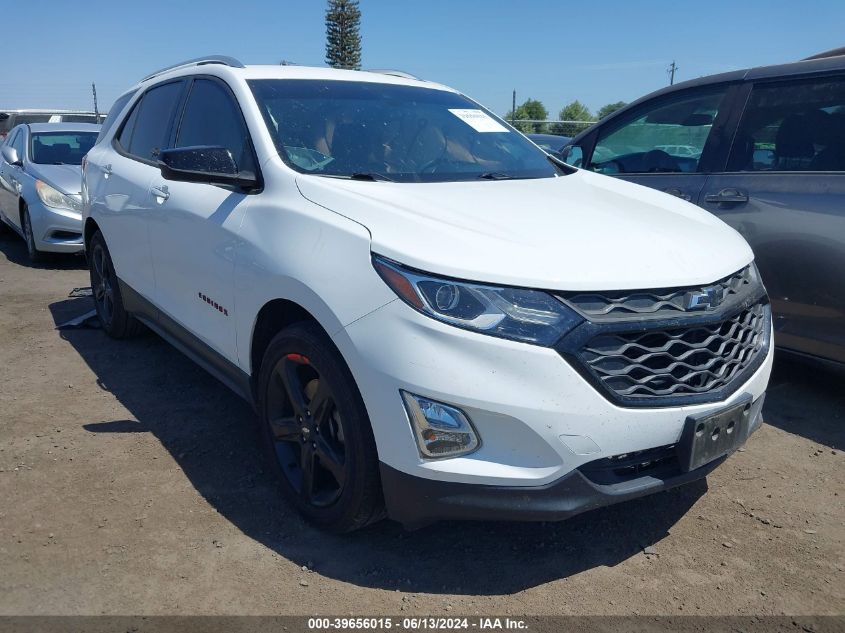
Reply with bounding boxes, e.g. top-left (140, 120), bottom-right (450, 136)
top-left (704, 188), bottom-right (749, 204)
top-left (662, 187), bottom-right (692, 201)
top-left (102, 163), bottom-right (112, 178)
top-left (150, 185), bottom-right (170, 201)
